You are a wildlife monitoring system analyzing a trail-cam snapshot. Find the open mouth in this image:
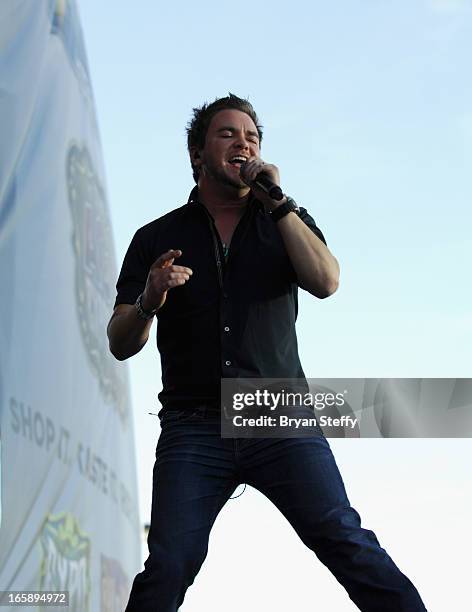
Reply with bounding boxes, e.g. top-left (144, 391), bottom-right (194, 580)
top-left (228, 155), bottom-right (248, 167)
